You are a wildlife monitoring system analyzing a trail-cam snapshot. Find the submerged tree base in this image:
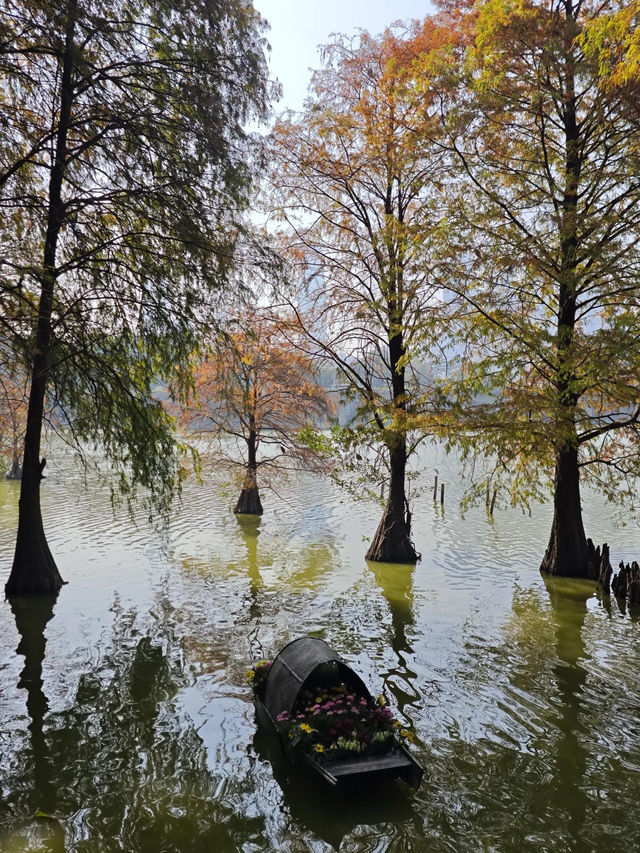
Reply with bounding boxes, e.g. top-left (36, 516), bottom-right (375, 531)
top-left (234, 486), bottom-right (263, 516)
top-left (6, 518), bottom-right (65, 597)
top-left (540, 522), bottom-right (588, 577)
top-left (365, 508), bottom-right (418, 564)
top-left (5, 458), bottom-right (22, 480)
